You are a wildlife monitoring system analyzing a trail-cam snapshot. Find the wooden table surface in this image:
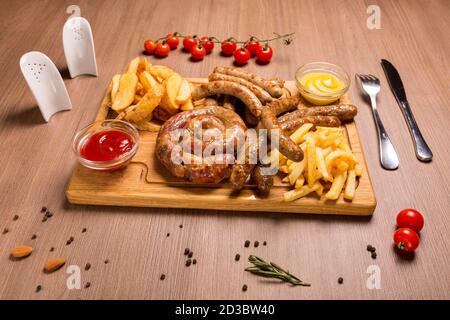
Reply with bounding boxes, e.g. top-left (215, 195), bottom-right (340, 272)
top-left (1, 0), bottom-right (449, 300)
